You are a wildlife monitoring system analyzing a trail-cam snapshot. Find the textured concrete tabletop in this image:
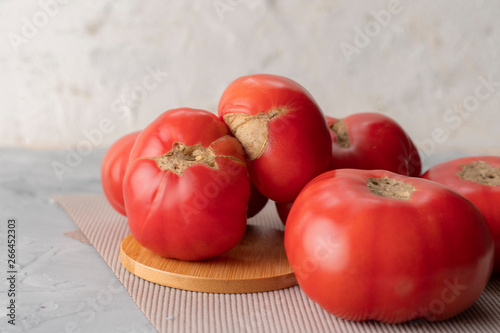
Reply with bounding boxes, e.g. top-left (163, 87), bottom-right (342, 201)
top-left (0, 148), bottom-right (155, 333)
